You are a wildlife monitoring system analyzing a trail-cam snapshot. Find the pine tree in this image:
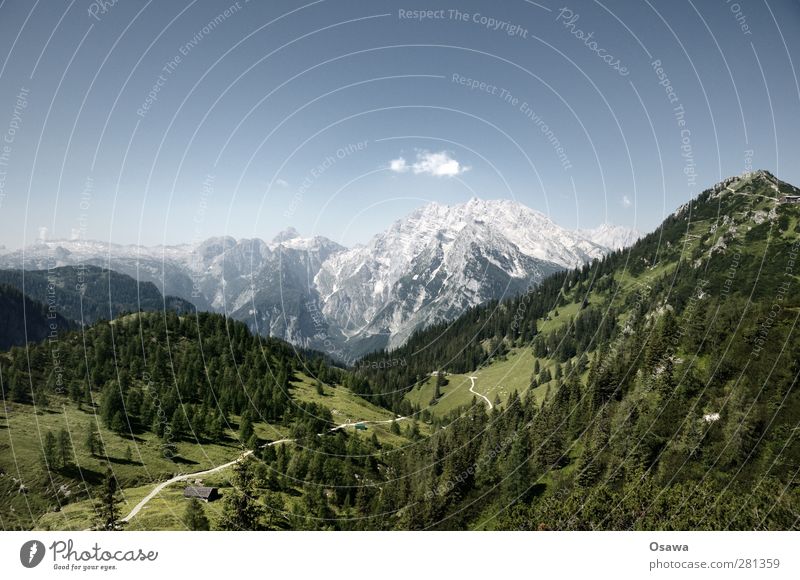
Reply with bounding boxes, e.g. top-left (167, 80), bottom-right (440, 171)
top-left (218, 458), bottom-right (263, 530)
top-left (100, 383), bottom-right (124, 429)
top-left (247, 432), bottom-right (260, 451)
top-left (527, 317), bottom-right (538, 340)
top-left (208, 415), bottom-right (225, 441)
top-left (263, 490), bottom-right (285, 530)
top-left (95, 468), bottom-right (122, 530)
top-left (577, 353), bottom-right (589, 374)
top-left (170, 407), bottom-right (188, 441)
top-left (85, 423), bottom-right (103, 457)
top-left (69, 381), bottom-right (83, 404)
top-left (504, 435), bottom-right (530, 503)
top-left (238, 414), bottom-right (254, 444)
top-left (35, 385), bottom-right (50, 407)
top-left (183, 498), bottom-right (210, 531)
top-left (303, 484), bottom-right (333, 527)
top-left (41, 430), bottom-right (59, 470)
top-left (10, 369), bottom-right (29, 403)
top-left (110, 411), bottom-right (126, 434)
top-left (257, 441), bottom-right (277, 465)
top-left (58, 429), bottom-right (73, 469)
top-left (576, 448), bottom-right (602, 488)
